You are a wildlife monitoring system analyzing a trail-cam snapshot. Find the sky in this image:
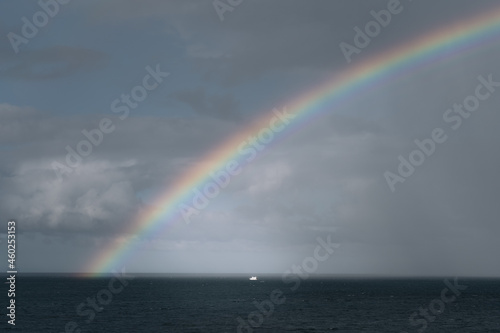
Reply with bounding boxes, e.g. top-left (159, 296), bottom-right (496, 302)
top-left (0, 0), bottom-right (499, 276)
